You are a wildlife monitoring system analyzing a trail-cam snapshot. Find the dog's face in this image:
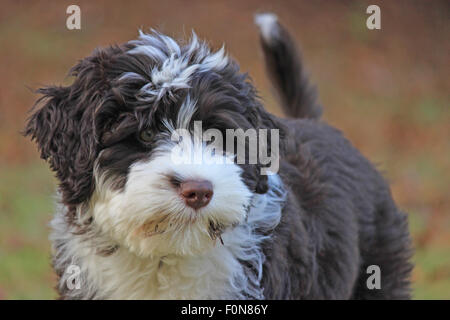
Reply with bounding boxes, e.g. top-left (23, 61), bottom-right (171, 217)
top-left (26, 31), bottom-right (281, 257)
